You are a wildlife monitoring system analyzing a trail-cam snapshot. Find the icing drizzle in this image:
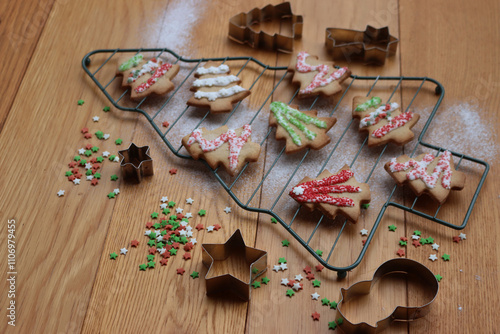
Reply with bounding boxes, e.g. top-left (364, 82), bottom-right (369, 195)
top-left (187, 124), bottom-right (252, 171)
top-left (196, 65), bottom-right (230, 75)
top-left (372, 111), bottom-right (414, 138)
top-left (270, 101), bottom-right (327, 146)
top-left (359, 102), bottom-right (399, 127)
top-left (134, 63), bottom-right (173, 93)
top-left (295, 51), bottom-right (349, 94)
top-left (128, 58), bottom-right (162, 83)
top-left (119, 54), bottom-right (143, 72)
top-left (193, 75), bottom-right (240, 87)
top-left (355, 96), bottom-right (382, 112)
top-left (388, 150), bottom-right (453, 189)
top-left (194, 86), bottom-right (246, 101)
top-left (290, 169), bottom-right (362, 207)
